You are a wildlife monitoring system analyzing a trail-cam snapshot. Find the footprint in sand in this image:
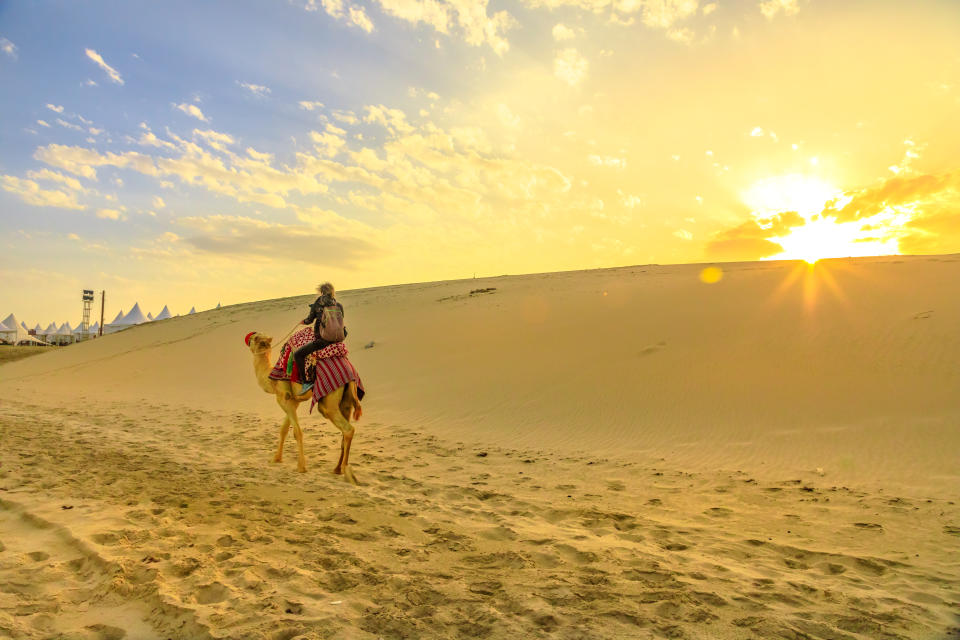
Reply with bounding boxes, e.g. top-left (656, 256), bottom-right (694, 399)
top-left (638, 341), bottom-right (667, 357)
top-left (195, 581), bottom-right (231, 605)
